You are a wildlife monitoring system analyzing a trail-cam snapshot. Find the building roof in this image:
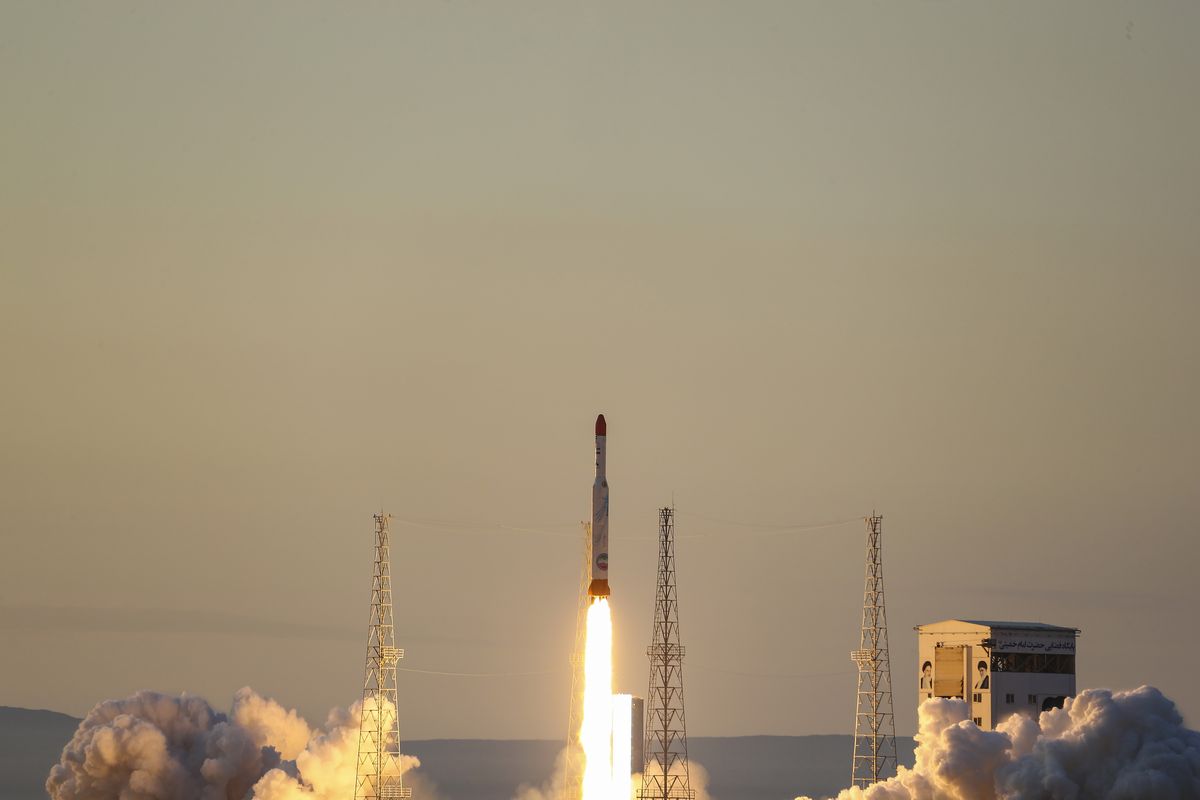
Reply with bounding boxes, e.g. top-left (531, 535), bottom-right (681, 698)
top-left (961, 620), bottom-right (1078, 632)
top-left (915, 619), bottom-right (1080, 634)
